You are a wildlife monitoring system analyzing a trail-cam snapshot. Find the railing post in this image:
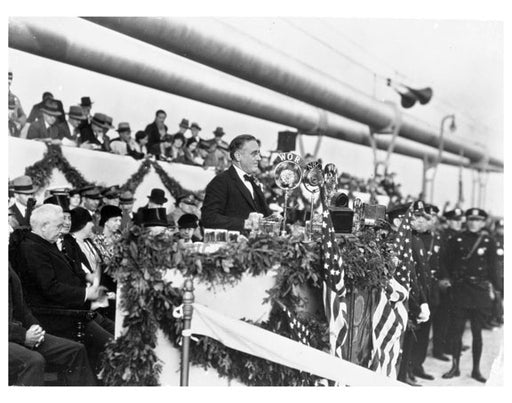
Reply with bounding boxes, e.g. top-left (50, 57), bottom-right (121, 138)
top-left (180, 278), bottom-right (194, 386)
